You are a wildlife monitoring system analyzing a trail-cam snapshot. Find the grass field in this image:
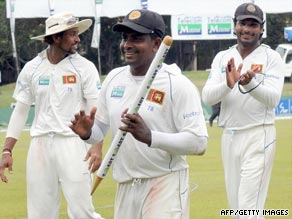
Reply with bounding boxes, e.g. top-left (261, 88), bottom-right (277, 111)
top-left (1, 71), bottom-right (292, 108)
top-left (0, 71), bottom-right (291, 219)
top-left (0, 120), bottom-right (291, 219)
